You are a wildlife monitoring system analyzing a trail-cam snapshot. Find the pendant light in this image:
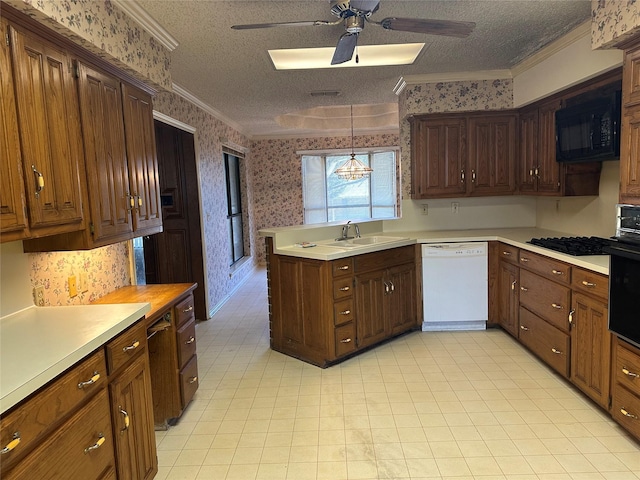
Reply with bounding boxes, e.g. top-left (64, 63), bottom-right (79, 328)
top-left (335, 105), bottom-right (373, 181)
